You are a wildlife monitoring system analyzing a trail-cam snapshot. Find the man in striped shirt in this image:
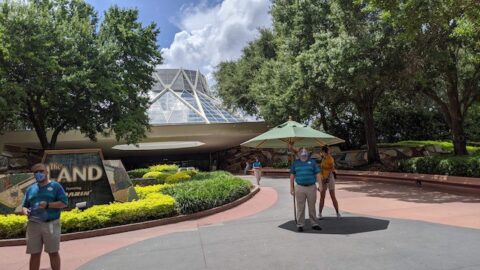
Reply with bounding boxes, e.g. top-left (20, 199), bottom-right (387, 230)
top-left (290, 148), bottom-right (322, 232)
